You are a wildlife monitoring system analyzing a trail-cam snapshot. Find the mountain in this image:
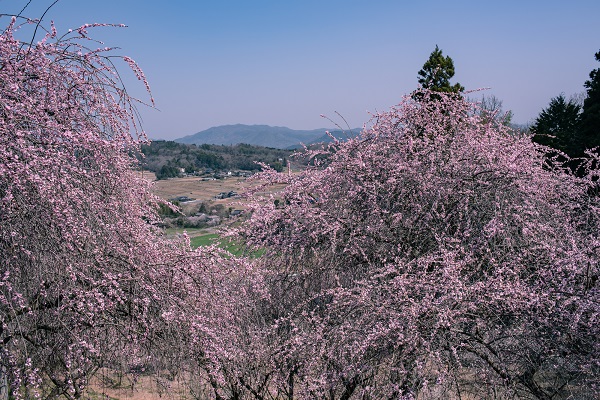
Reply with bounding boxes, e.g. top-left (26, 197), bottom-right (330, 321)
top-left (175, 124), bottom-right (332, 149)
